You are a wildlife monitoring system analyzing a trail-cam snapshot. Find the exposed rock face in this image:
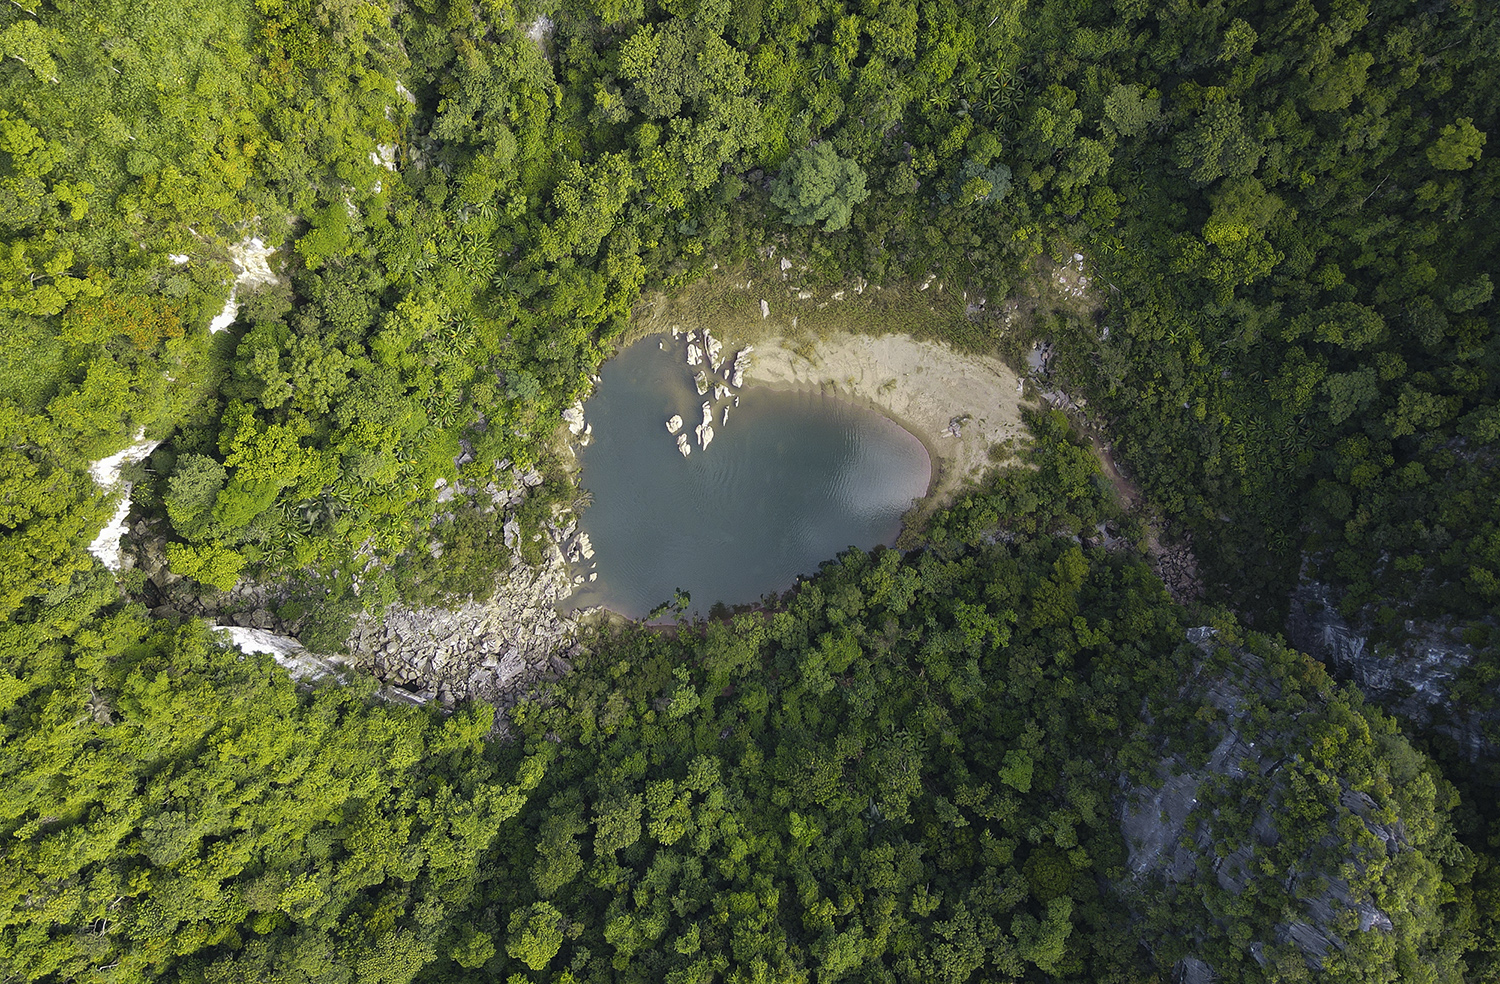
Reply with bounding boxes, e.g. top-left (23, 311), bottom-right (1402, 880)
top-left (1287, 579), bottom-right (1497, 762)
top-left (344, 551), bottom-right (581, 725)
top-left (730, 347), bottom-right (753, 388)
top-left (696, 402), bottom-right (714, 449)
top-left (1118, 629), bottom-right (1447, 980)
